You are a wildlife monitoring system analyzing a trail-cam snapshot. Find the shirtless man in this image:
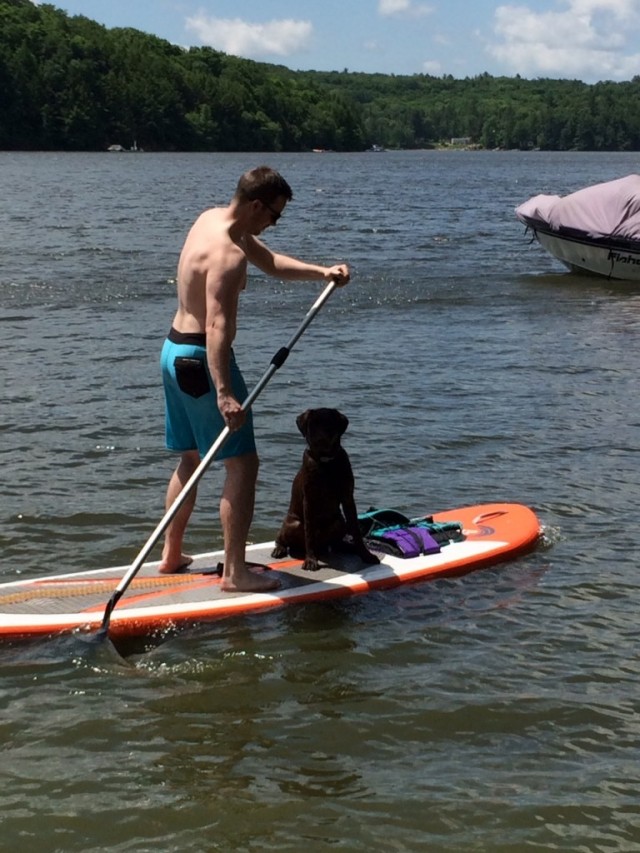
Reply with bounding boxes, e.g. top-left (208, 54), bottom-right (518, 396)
top-left (158, 166), bottom-right (350, 592)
